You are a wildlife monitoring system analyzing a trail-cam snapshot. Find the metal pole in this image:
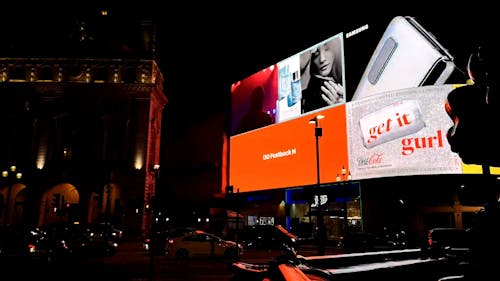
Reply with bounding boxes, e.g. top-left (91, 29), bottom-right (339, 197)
top-left (344, 193), bottom-right (349, 234)
top-left (482, 165), bottom-right (490, 175)
top-left (43, 198), bottom-right (48, 225)
top-left (149, 167), bottom-right (159, 281)
top-left (3, 183), bottom-right (12, 226)
top-left (105, 182), bottom-right (111, 222)
top-left (315, 123), bottom-right (325, 256)
top-left (315, 128), bottom-right (320, 187)
top-left (149, 212), bottom-right (155, 281)
top-left (235, 188), bottom-right (240, 259)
